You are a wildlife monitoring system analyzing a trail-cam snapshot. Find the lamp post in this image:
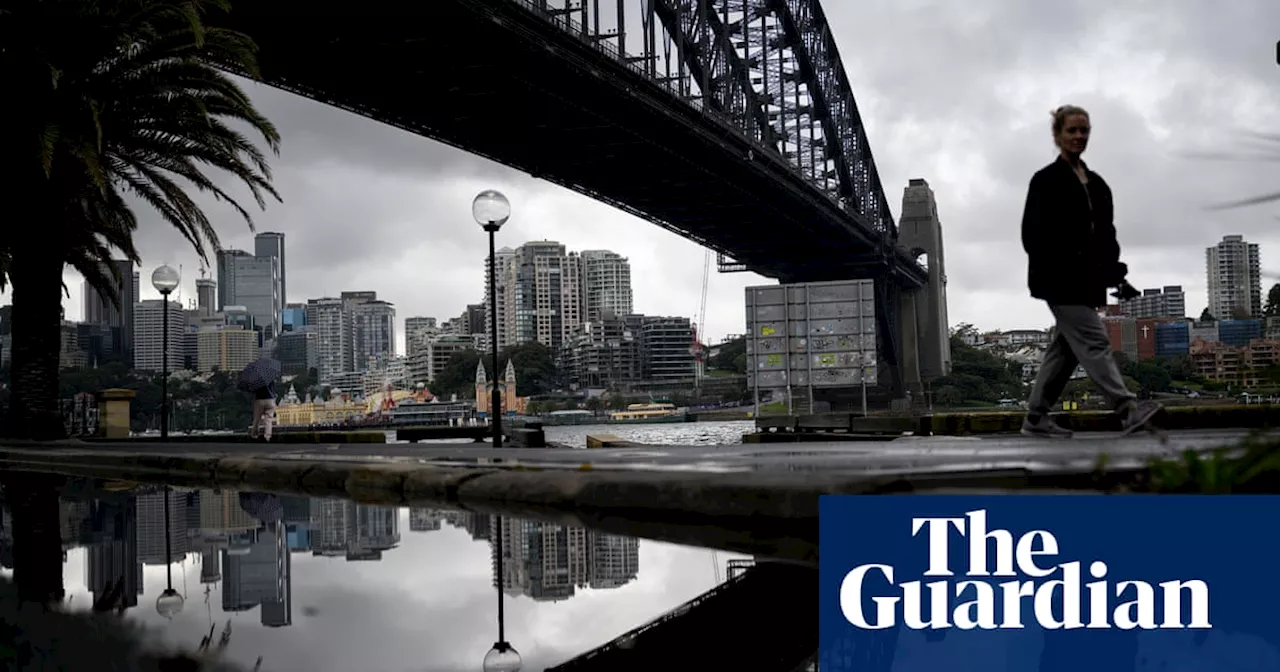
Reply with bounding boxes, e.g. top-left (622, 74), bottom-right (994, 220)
top-left (473, 190), bottom-right (510, 449)
top-left (155, 486), bottom-right (185, 618)
top-left (151, 265), bottom-right (180, 439)
top-left (483, 515), bottom-right (521, 672)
